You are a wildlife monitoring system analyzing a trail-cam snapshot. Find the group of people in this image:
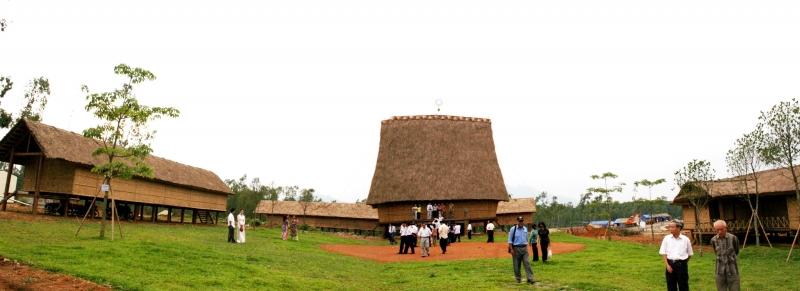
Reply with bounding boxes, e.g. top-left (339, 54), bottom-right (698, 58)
top-left (413, 202), bottom-right (456, 220)
top-left (506, 217), bottom-right (552, 285)
top-left (389, 219), bottom-right (467, 257)
top-left (281, 215), bottom-right (299, 241)
top-left (226, 208), bottom-right (247, 243)
top-left (659, 219), bottom-right (741, 291)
